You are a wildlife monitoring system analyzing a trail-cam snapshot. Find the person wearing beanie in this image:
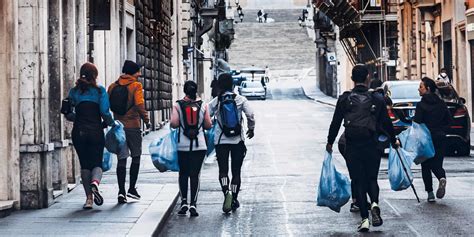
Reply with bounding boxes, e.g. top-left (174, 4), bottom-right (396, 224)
top-left (108, 60), bottom-right (150, 204)
top-left (170, 80), bottom-right (212, 217)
